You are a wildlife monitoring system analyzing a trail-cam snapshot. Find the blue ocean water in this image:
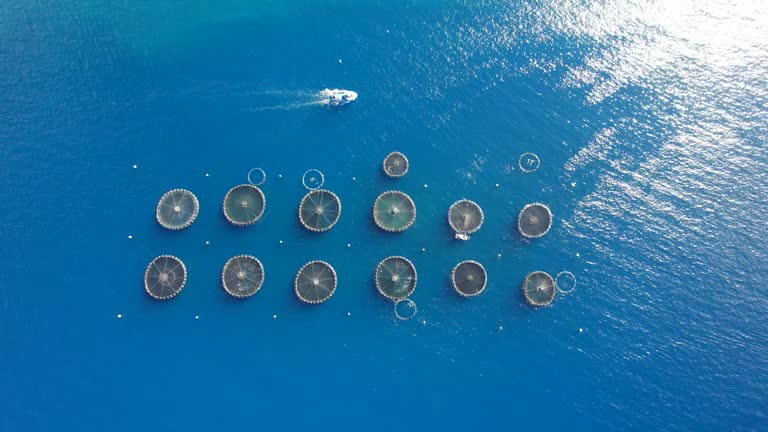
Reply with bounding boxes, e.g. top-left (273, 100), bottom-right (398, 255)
top-left (1, 0), bottom-right (767, 430)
